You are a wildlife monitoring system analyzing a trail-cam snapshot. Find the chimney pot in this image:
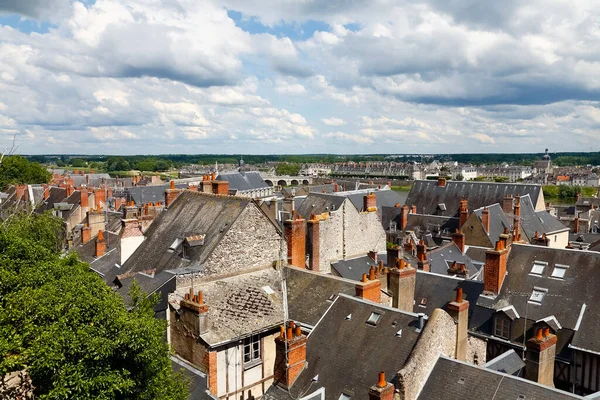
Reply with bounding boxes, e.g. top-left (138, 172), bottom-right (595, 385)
top-left (362, 273), bottom-right (368, 283)
top-left (369, 267), bottom-right (376, 281)
top-left (170, 180), bottom-right (175, 190)
top-left (286, 327), bottom-right (293, 341)
top-left (536, 328), bottom-right (543, 341)
top-left (543, 327), bottom-right (550, 337)
top-left (295, 326), bottom-right (302, 337)
top-left (377, 371), bottom-right (386, 388)
top-left (455, 287), bottom-right (463, 303)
